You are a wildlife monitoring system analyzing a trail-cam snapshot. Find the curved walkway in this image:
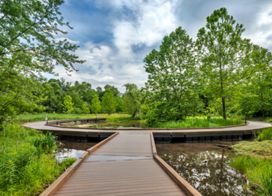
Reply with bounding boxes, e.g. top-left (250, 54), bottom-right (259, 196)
top-left (24, 120), bottom-right (271, 133)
